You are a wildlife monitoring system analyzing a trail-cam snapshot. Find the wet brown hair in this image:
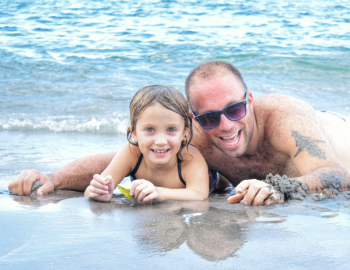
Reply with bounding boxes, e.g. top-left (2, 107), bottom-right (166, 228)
top-left (127, 85), bottom-right (192, 160)
top-left (185, 61), bottom-right (247, 109)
